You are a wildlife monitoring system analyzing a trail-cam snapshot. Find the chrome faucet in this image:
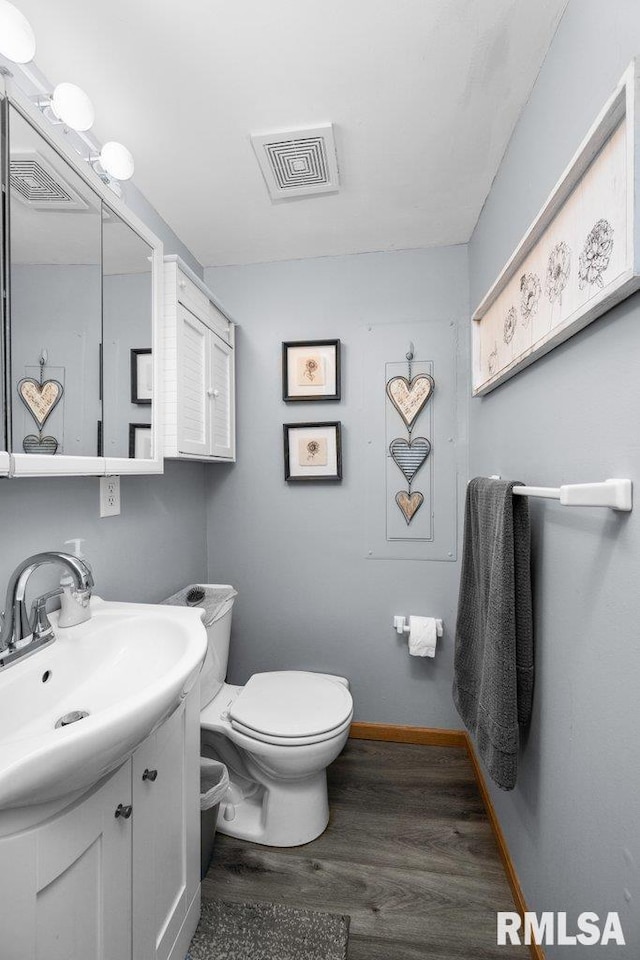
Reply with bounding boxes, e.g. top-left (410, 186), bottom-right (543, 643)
top-left (0, 552), bottom-right (94, 666)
